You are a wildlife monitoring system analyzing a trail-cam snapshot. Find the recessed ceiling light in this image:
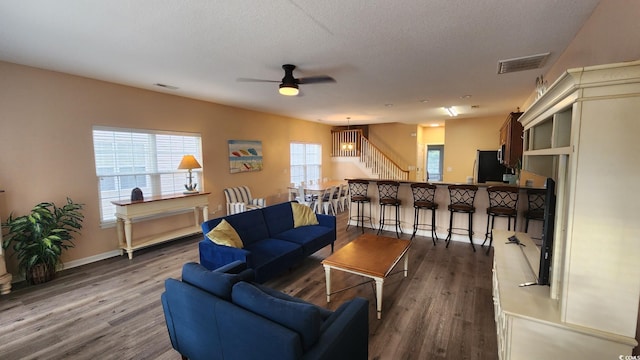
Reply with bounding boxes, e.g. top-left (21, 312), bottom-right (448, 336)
top-left (420, 99), bottom-right (429, 103)
top-left (384, 103), bottom-right (394, 107)
top-left (460, 95), bottom-right (472, 99)
top-left (471, 105), bottom-right (480, 109)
